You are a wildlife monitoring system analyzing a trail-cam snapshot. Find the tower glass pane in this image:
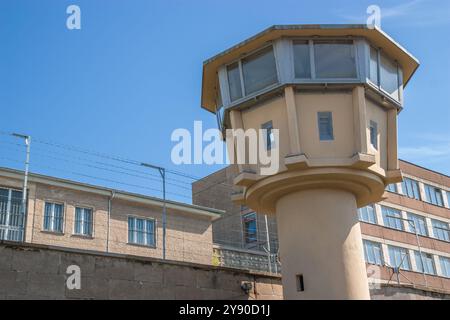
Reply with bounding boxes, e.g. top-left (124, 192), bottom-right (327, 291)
top-left (314, 40), bottom-right (357, 79)
top-left (242, 46), bottom-right (278, 95)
